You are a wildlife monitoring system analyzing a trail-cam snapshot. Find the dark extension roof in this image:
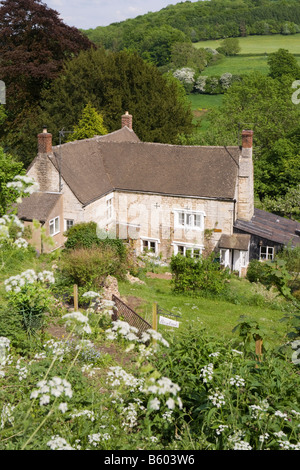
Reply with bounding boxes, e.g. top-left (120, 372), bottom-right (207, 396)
top-left (218, 233), bottom-right (251, 251)
top-left (234, 208), bottom-right (300, 247)
top-left (49, 127), bottom-right (240, 206)
top-left (18, 192), bottom-right (62, 223)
